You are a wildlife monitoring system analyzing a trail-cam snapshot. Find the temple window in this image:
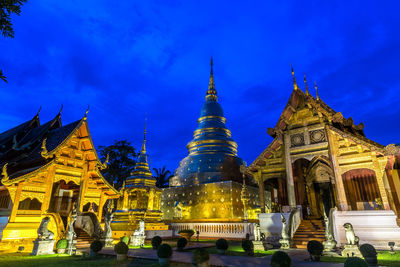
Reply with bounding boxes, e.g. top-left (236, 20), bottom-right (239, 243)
top-left (0, 193), bottom-right (11, 209)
